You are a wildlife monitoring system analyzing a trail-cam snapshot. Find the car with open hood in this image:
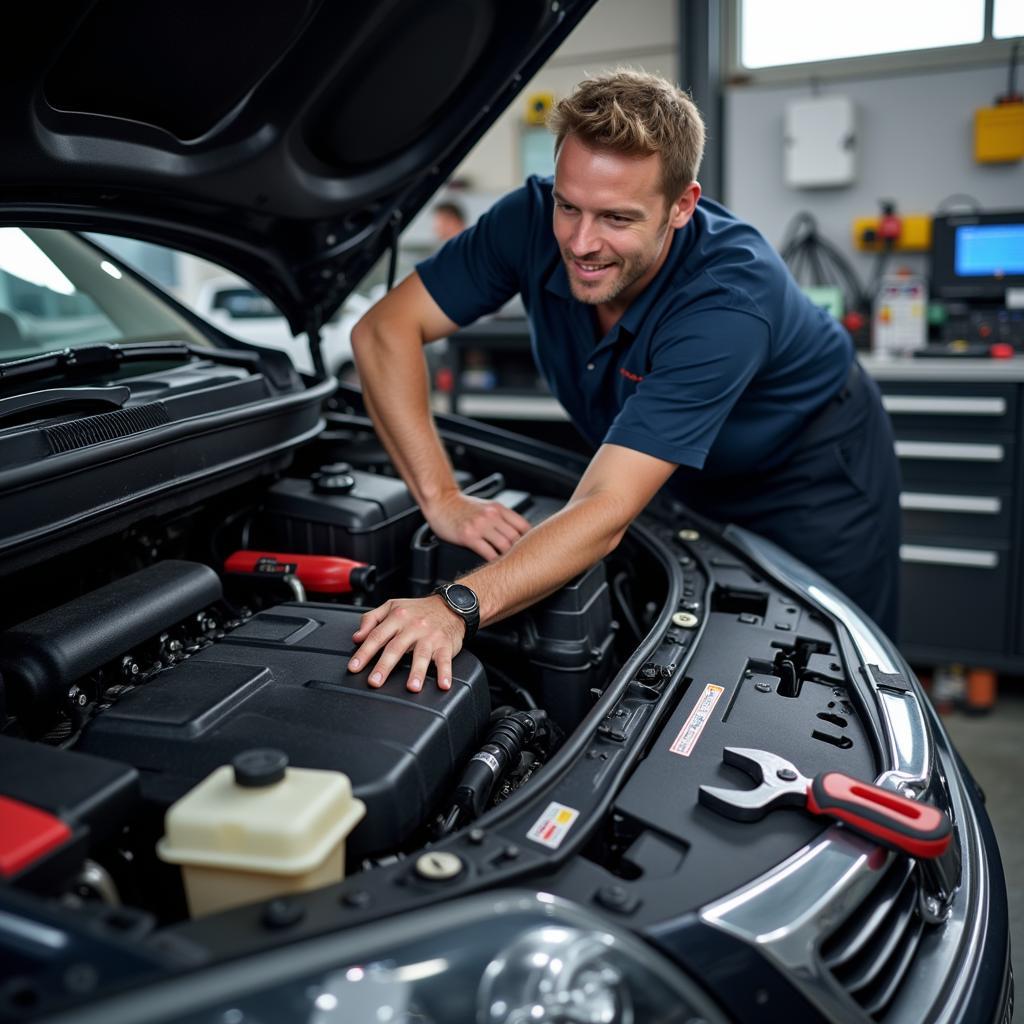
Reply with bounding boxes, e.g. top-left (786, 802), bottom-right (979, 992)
top-left (0, 2), bottom-right (1012, 1022)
